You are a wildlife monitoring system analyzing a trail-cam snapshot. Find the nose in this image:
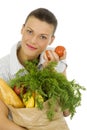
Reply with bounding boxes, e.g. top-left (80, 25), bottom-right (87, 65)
top-left (31, 35), bottom-right (37, 44)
